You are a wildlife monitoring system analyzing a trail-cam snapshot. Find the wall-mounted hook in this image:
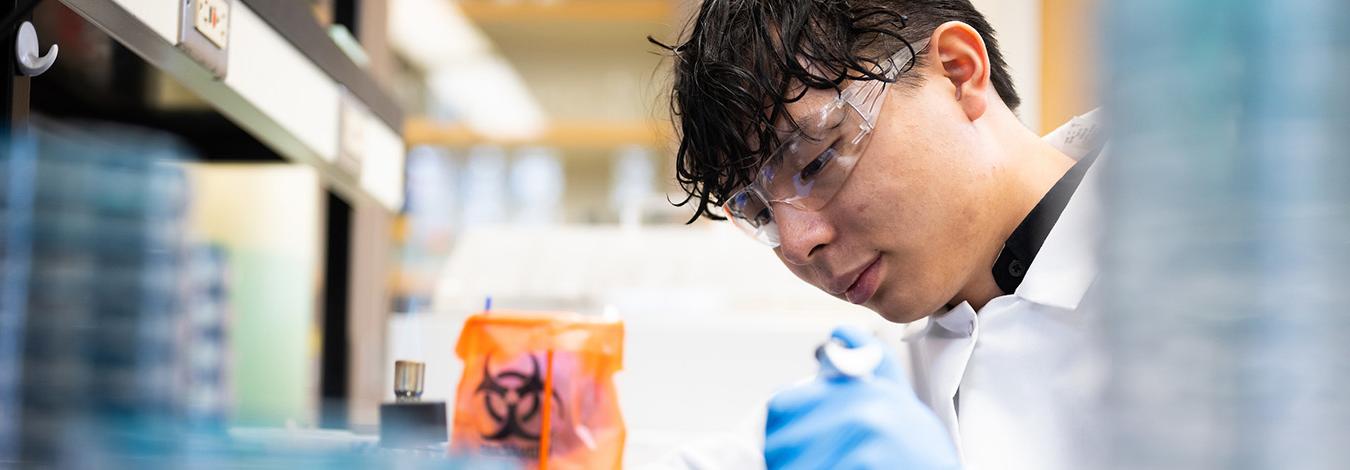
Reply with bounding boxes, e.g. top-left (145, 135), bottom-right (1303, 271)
top-left (15, 21), bottom-right (57, 77)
